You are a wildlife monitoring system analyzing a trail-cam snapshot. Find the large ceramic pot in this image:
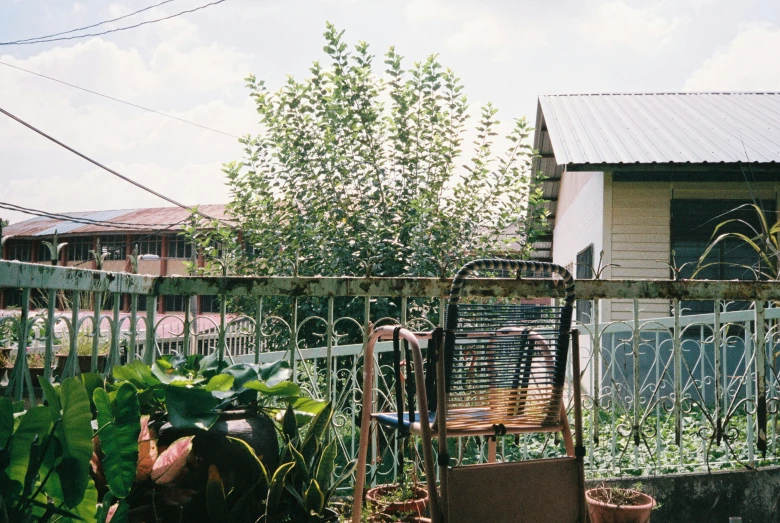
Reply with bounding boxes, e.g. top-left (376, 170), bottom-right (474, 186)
top-left (365, 484), bottom-right (429, 520)
top-left (586, 488), bottom-right (655, 523)
top-left (158, 409), bottom-right (279, 473)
